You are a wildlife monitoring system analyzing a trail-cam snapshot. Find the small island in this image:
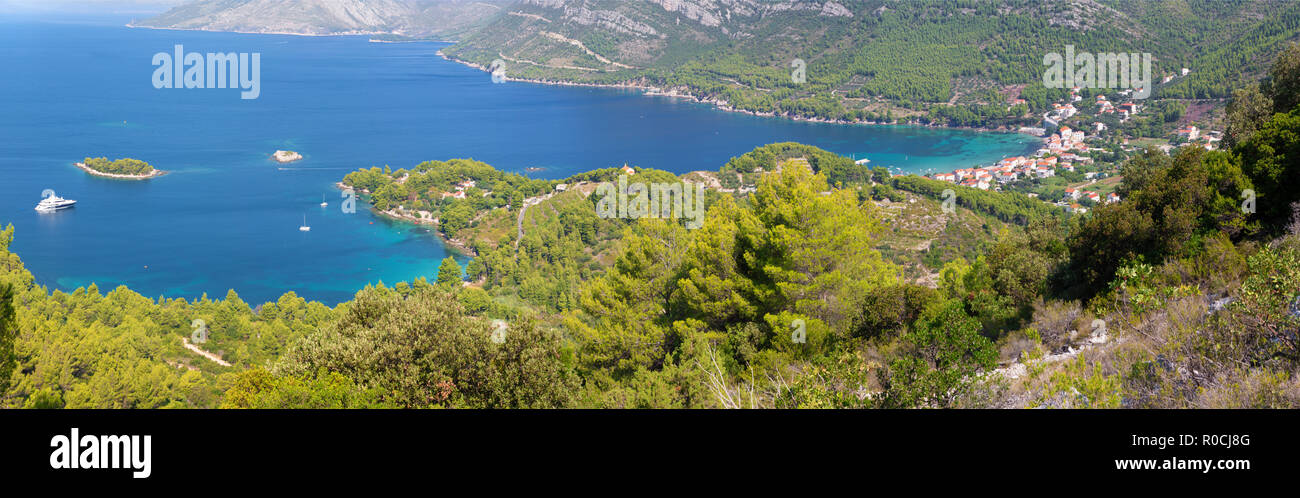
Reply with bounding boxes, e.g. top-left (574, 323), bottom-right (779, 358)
top-left (272, 150), bottom-right (303, 163)
top-left (77, 157), bottom-right (166, 179)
